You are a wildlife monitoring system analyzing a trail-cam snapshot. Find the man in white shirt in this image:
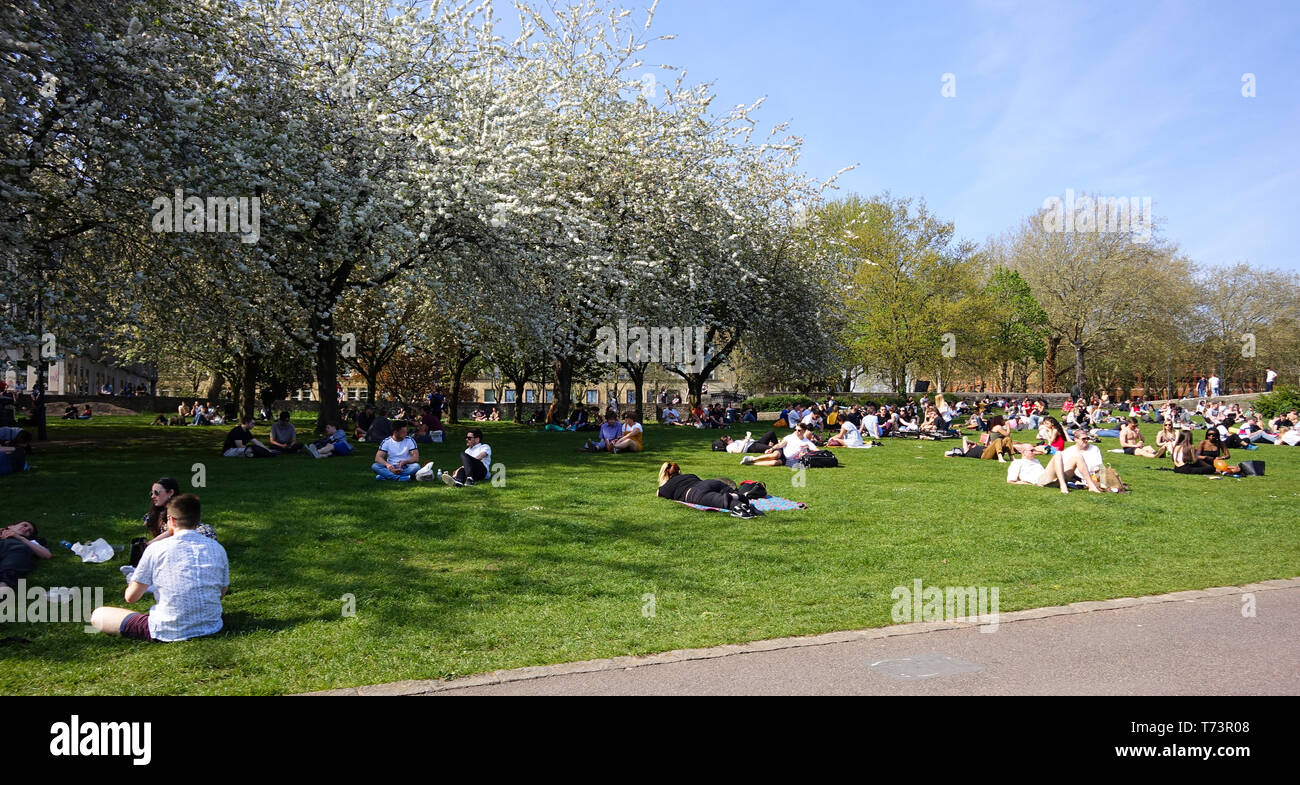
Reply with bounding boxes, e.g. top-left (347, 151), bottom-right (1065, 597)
top-left (1208, 374), bottom-right (1221, 397)
top-left (433, 427), bottom-right (492, 487)
top-left (1265, 367), bottom-right (1277, 392)
top-left (742, 423), bottom-right (819, 467)
top-left (662, 406), bottom-right (681, 426)
top-left (1034, 431), bottom-right (1104, 493)
top-left (90, 494), bottom-right (228, 642)
top-left (372, 421), bottom-right (420, 480)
